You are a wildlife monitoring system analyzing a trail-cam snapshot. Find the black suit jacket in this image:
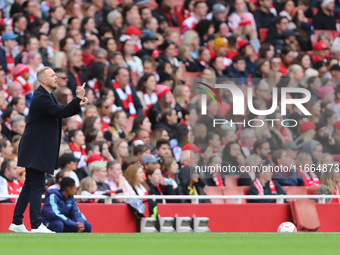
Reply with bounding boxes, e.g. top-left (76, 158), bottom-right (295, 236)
top-left (67, 70), bottom-right (88, 97)
top-left (17, 86), bottom-right (81, 174)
